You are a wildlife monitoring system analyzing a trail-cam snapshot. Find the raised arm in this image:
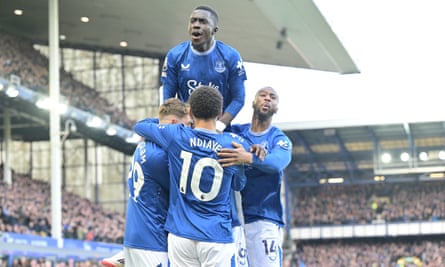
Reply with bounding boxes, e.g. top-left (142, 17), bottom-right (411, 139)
top-left (133, 119), bottom-right (170, 149)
